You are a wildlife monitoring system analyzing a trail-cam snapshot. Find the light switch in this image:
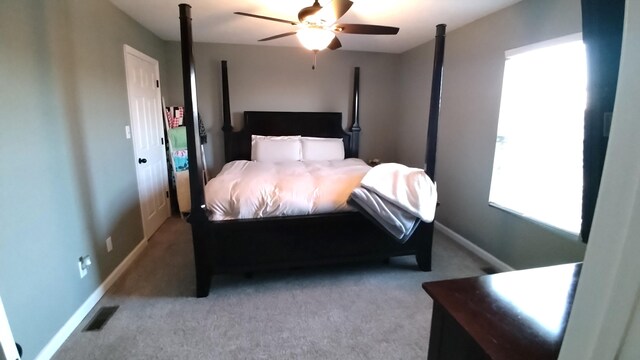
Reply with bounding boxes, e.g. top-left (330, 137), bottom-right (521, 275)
top-left (125, 125), bottom-right (131, 139)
